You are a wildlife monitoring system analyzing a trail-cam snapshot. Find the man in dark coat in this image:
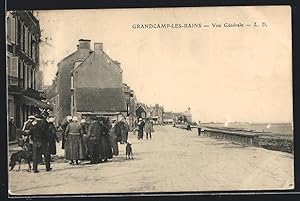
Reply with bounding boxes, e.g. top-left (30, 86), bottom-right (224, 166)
top-left (30, 114), bottom-right (51, 173)
top-left (99, 117), bottom-right (113, 162)
top-left (48, 117), bottom-right (58, 161)
top-left (86, 117), bottom-right (101, 164)
top-left (137, 118), bottom-right (145, 140)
